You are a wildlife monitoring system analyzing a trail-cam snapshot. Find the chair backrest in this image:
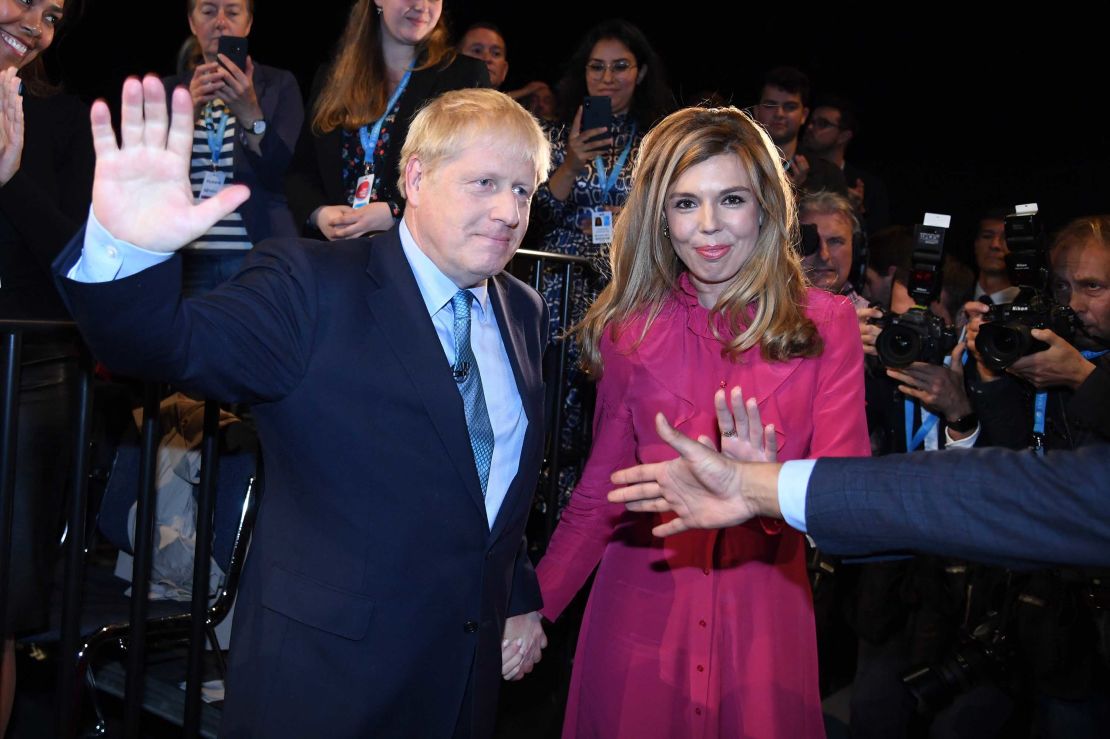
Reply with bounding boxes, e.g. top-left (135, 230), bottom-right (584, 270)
top-left (99, 433), bottom-right (257, 573)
